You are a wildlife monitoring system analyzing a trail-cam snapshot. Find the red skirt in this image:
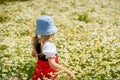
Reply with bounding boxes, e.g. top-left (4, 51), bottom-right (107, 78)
top-left (32, 57), bottom-right (59, 80)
